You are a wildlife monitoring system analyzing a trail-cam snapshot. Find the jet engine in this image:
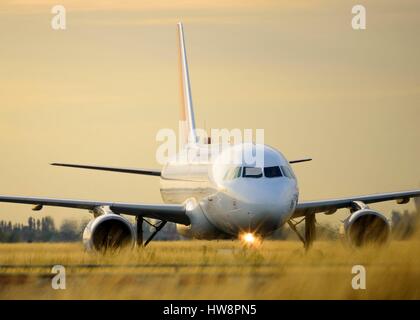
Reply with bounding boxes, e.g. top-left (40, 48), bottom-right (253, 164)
top-left (343, 201), bottom-right (390, 247)
top-left (83, 207), bottom-right (135, 252)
